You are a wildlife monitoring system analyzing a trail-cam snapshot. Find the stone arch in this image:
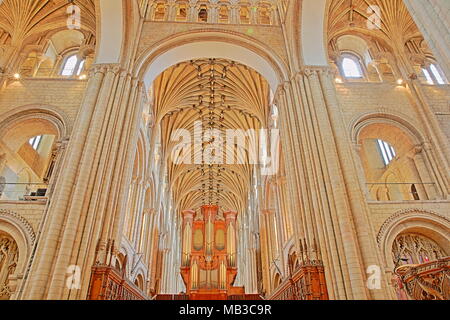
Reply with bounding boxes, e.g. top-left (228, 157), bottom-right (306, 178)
top-left (115, 251), bottom-right (127, 275)
top-left (133, 30), bottom-right (289, 92)
top-left (377, 209), bottom-right (450, 270)
top-left (0, 106), bottom-right (69, 200)
top-left (0, 209), bottom-right (36, 299)
top-left (0, 105), bottom-right (69, 145)
top-left (133, 272), bottom-right (145, 291)
top-left (286, 243), bottom-right (299, 273)
top-left (350, 111), bottom-right (439, 201)
top-left (273, 272), bottom-right (282, 289)
top-left (350, 111), bottom-right (425, 146)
